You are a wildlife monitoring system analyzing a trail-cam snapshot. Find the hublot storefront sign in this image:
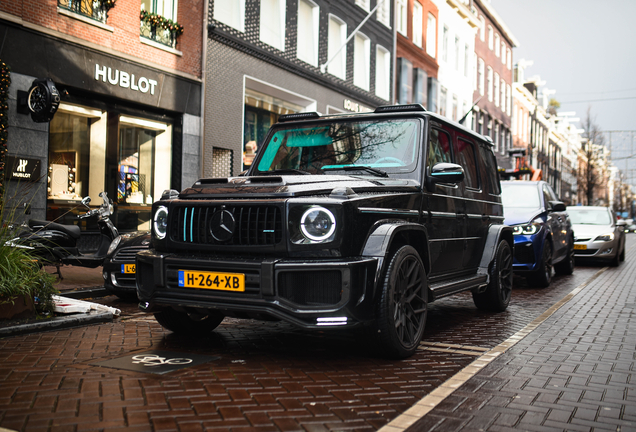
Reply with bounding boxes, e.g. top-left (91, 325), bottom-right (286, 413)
top-left (4, 156), bottom-right (41, 182)
top-left (94, 64), bottom-right (159, 95)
